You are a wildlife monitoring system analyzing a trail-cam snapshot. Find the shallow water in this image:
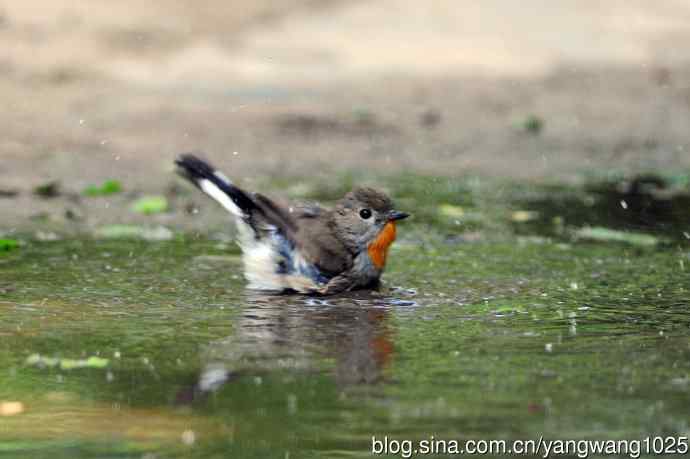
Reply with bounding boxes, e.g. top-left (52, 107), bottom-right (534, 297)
top-left (1, 231), bottom-right (689, 458)
top-left (1, 174), bottom-right (690, 458)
